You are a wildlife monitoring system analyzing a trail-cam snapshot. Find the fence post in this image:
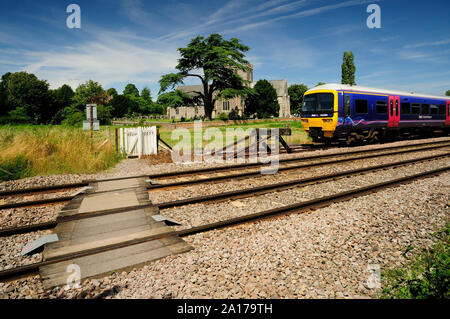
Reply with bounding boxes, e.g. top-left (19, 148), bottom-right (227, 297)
top-left (137, 127), bottom-right (143, 158)
top-left (115, 128), bottom-right (118, 152)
